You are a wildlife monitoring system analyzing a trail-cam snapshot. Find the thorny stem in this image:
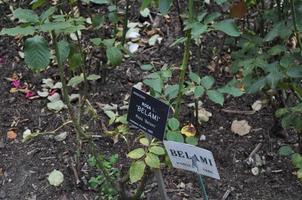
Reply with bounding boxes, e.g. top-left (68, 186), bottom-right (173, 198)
top-left (51, 31), bottom-right (90, 141)
top-left (290, 0), bottom-right (302, 52)
top-left (131, 168), bottom-right (151, 200)
top-left (174, 0), bottom-right (184, 33)
top-left (276, 0), bottom-right (282, 20)
top-left (174, 0), bottom-right (194, 118)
